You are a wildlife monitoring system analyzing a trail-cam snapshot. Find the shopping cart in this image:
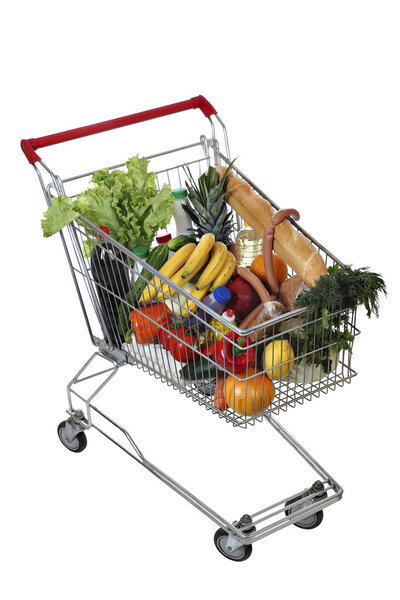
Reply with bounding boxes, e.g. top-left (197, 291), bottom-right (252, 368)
top-left (21, 96), bottom-right (359, 561)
